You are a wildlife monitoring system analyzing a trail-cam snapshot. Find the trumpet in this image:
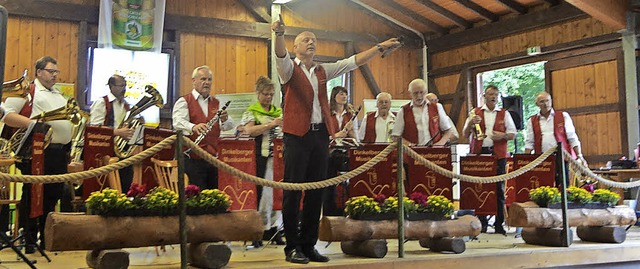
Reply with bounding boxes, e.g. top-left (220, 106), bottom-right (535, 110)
top-left (184, 100), bottom-right (231, 156)
top-left (469, 110), bottom-right (486, 140)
